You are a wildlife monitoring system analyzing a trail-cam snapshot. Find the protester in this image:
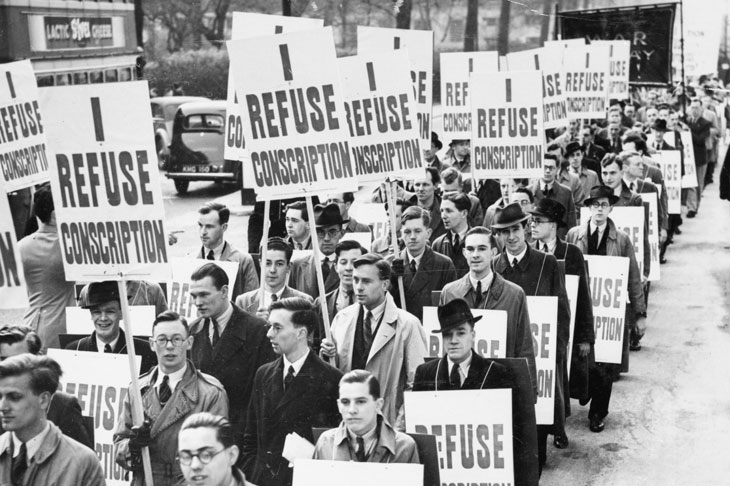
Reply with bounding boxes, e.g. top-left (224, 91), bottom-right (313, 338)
top-left (65, 280), bottom-right (157, 374)
top-left (684, 98), bottom-right (713, 217)
top-left (565, 141), bottom-right (600, 198)
top-left (409, 168), bottom-right (446, 242)
top-left (442, 138), bottom-right (471, 174)
top-left (529, 154), bottom-right (577, 238)
top-left (78, 280), bottom-right (168, 317)
top-left (483, 177), bottom-right (519, 228)
top-left (548, 142), bottom-right (586, 210)
top-left (578, 125), bottom-right (606, 178)
top-left (0, 354), bottom-right (105, 485)
top-left (284, 201), bottom-right (312, 250)
top-left (433, 192), bottom-right (472, 277)
top-left (440, 167), bottom-right (485, 227)
top-left (326, 192), bottom-right (370, 234)
top-left (425, 131), bottom-right (445, 170)
top-left (115, 311), bottom-right (229, 485)
top-left (242, 297), bottom-right (342, 486)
